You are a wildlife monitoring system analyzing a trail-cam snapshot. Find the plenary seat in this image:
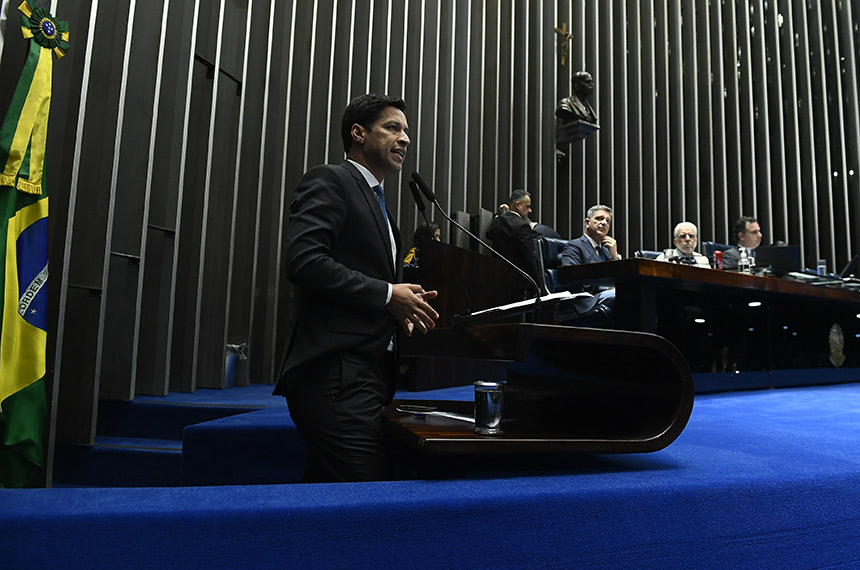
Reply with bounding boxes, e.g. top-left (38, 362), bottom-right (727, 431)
top-left (702, 241), bottom-right (732, 265)
top-left (634, 250), bottom-right (661, 259)
top-left (537, 236), bottom-right (571, 293)
top-left (538, 236), bottom-right (613, 327)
